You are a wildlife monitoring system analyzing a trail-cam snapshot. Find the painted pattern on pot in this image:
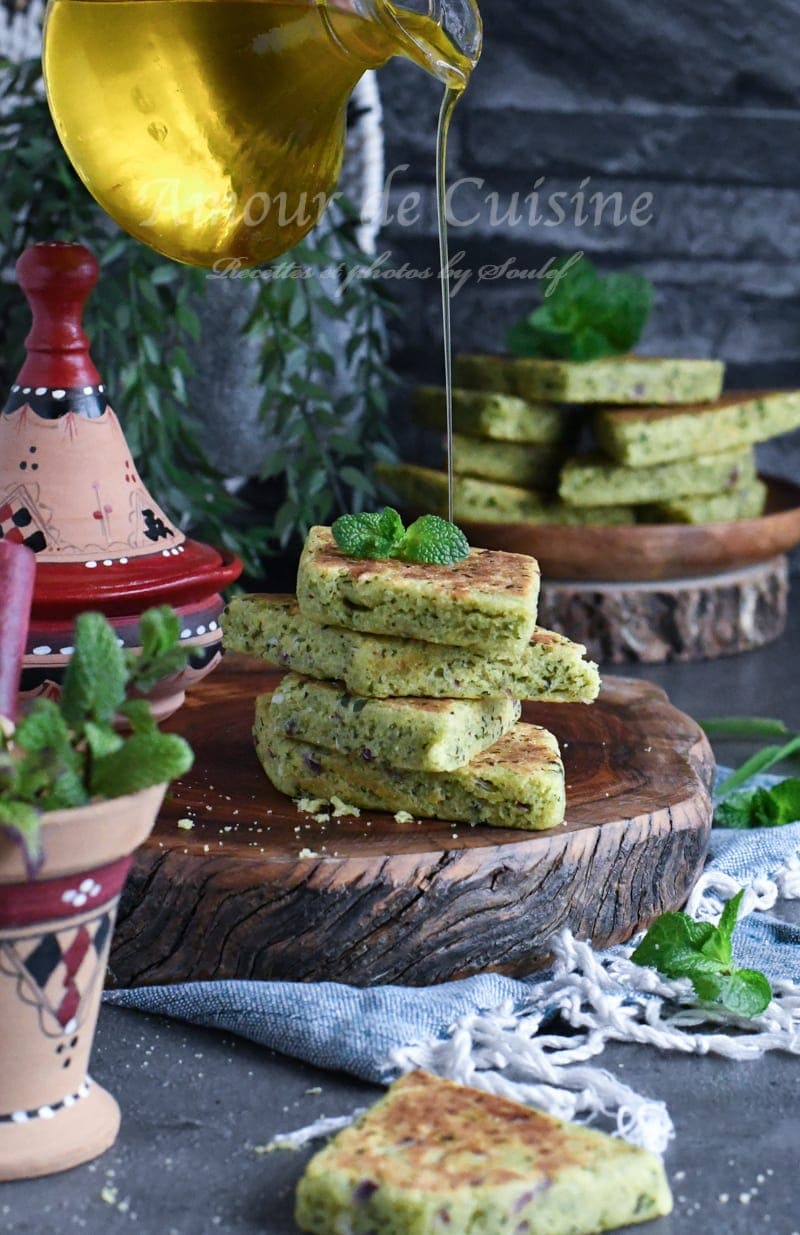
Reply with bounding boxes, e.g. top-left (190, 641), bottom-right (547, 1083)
top-left (0, 784), bottom-right (165, 1180)
top-left (0, 400), bottom-right (182, 563)
top-left (0, 855), bottom-right (130, 1119)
